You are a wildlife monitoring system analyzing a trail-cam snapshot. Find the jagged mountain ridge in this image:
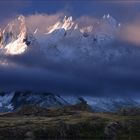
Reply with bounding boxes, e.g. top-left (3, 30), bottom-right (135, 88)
top-left (0, 14), bottom-right (118, 49)
top-left (0, 91), bottom-right (68, 112)
top-left (0, 14), bottom-right (133, 64)
top-left (0, 91), bottom-right (139, 112)
top-left (0, 14), bottom-right (139, 66)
